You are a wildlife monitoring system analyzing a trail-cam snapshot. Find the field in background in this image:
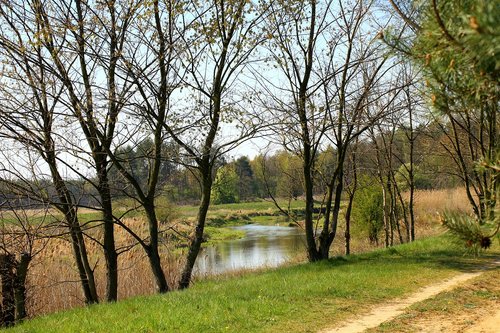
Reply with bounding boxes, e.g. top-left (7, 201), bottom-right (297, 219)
top-left (5, 188), bottom-right (473, 317)
top-left (414, 187), bottom-right (472, 214)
